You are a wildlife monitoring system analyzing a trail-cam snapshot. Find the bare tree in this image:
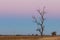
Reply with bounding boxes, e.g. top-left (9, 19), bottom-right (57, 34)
top-left (32, 7), bottom-right (46, 36)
